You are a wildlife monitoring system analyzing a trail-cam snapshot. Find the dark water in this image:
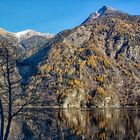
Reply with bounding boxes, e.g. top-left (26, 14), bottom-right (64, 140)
top-left (9, 108), bottom-right (140, 140)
